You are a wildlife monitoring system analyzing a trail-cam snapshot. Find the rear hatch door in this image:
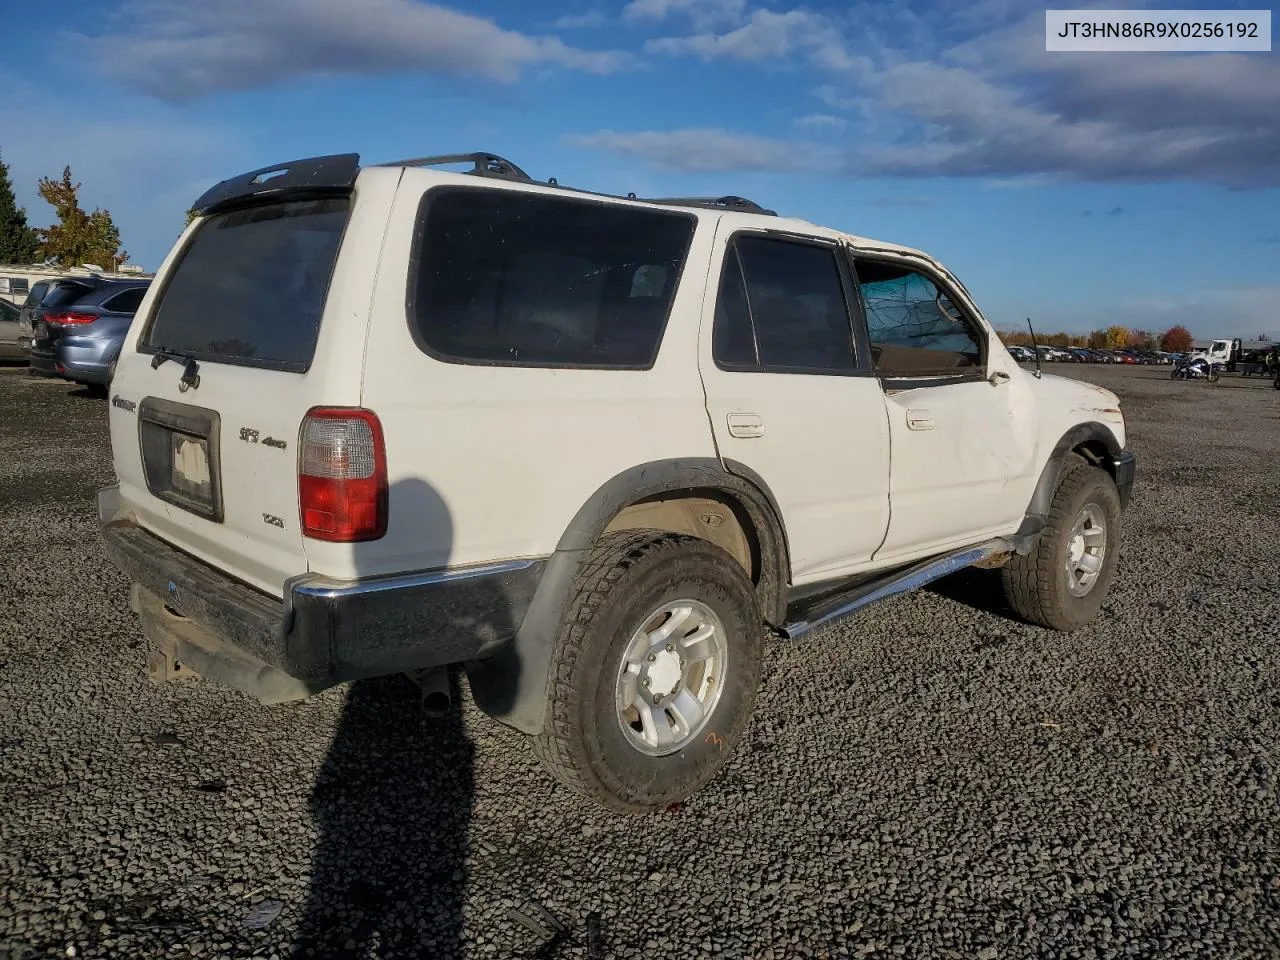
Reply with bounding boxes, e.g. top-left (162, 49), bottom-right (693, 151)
top-left (32, 280), bottom-right (95, 353)
top-left (109, 176), bottom-right (393, 597)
